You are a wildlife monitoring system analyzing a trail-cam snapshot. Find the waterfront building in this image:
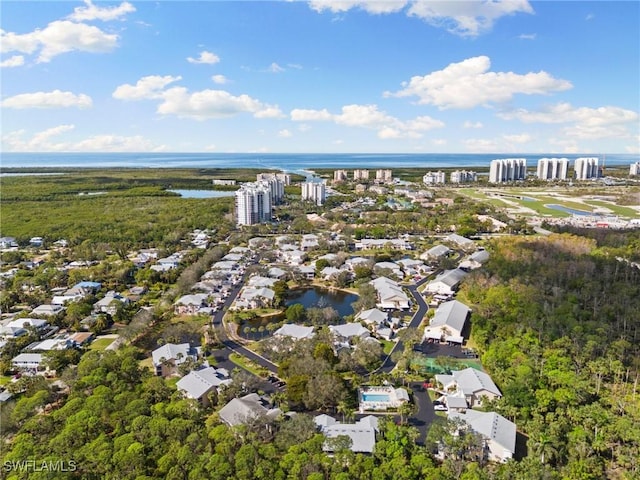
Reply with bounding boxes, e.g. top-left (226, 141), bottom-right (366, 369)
top-left (353, 169), bottom-right (370, 181)
top-left (255, 173), bottom-right (286, 203)
top-left (423, 171), bottom-right (446, 185)
top-left (489, 158), bottom-right (527, 183)
top-left (536, 158), bottom-right (569, 181)
top-left (450, 170), bottom-right (477, 183)
top-left (301, 181), bottom-right (326, 206)
top-left (334, 170), bottom-right (348, 182)
top-left (375, 169), bottom-right (393, 183)
top-left (630, 162), bottom-right (640, 176)
top-left (235, 183), bottom-right (272, 226)
top-left (574, 157), bottom-right (599, 180)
